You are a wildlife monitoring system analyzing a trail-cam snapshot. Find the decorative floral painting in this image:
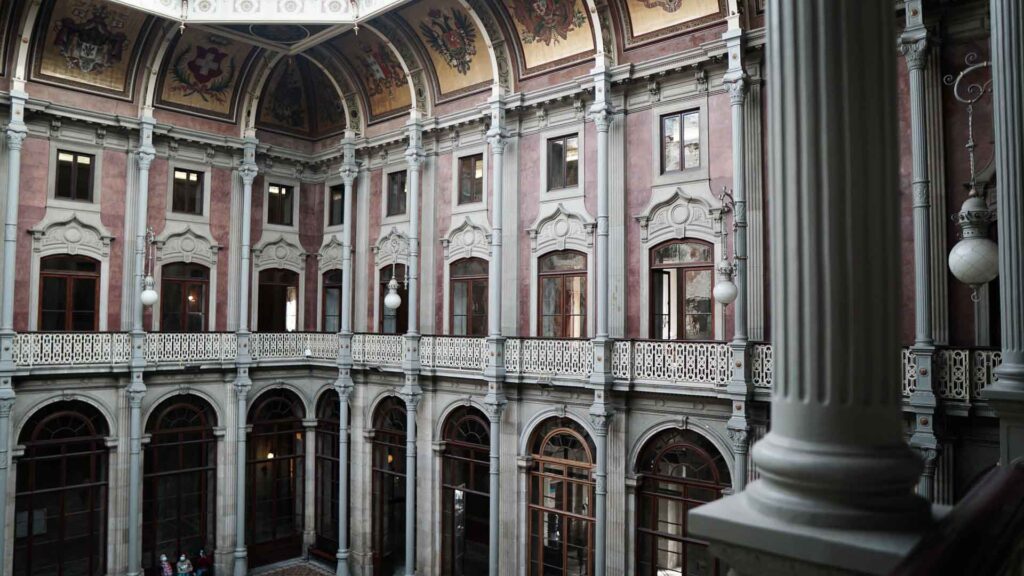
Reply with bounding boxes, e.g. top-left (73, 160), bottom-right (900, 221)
top-left (32, 0), bottom-right (153, 98)
top-left (157, 28), bottom-right (258, 121)
top-left (623, 0), bottom-right (725, 43)
top-left (401, 1), bottom-right (491, 98)
top-left (505, 0), bottom-right (594, 71)
top-left (332, 32), bottom-right (410, 120)
top-left (258, 57), bottom-right (311, 134)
